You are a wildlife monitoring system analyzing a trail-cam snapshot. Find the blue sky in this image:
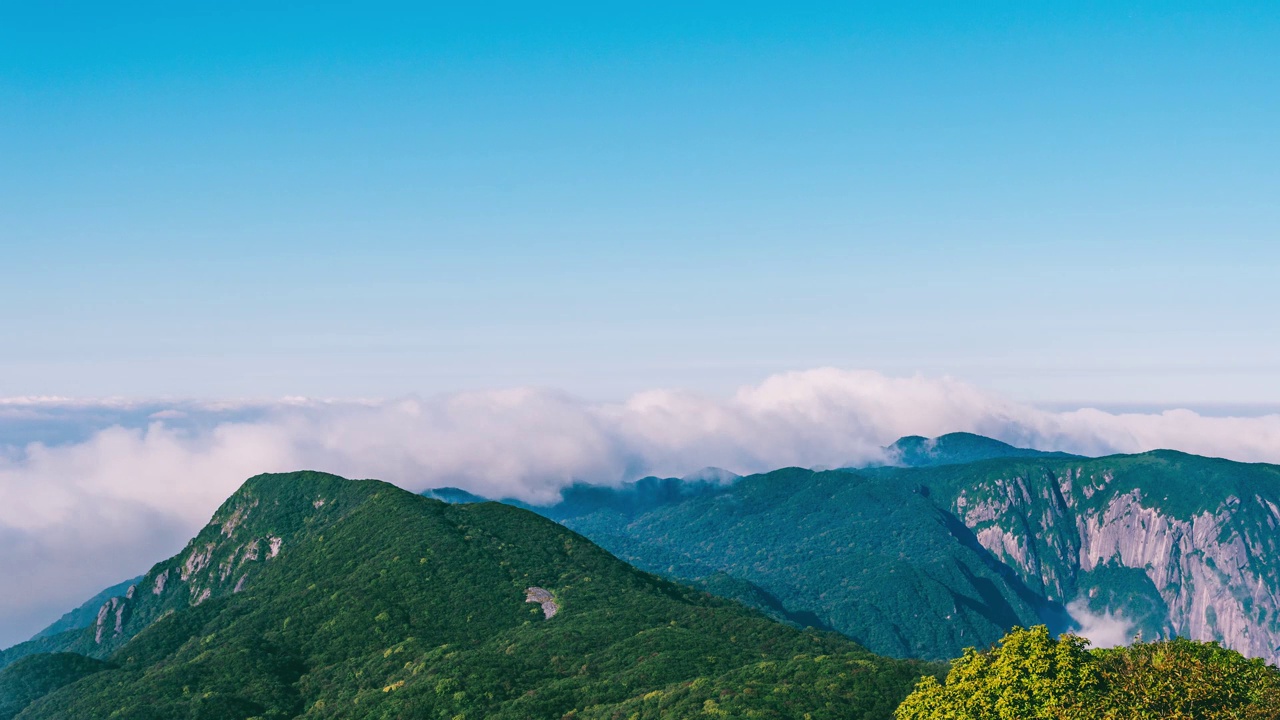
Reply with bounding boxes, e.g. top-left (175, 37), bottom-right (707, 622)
top-left (2, 2), bottom-right (1277, 403)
